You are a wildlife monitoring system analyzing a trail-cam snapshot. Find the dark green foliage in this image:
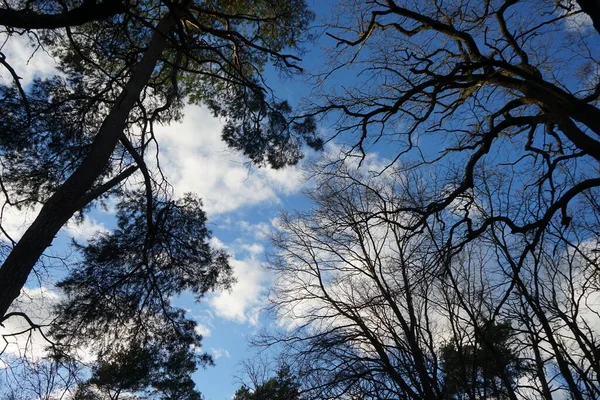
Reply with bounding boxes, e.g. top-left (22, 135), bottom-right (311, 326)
top-left (54, 192), bottom-right (231, 338)
top-left (222, 99), bottom-right (321, 169)
top-left (0, 76), bottom-right (105, 202)
top-left (0, 0), bottom-right (317, 397)
top-left (440, 322), bottom-right (528, 399)
top-left (70, 384), bottom-right (104, 400)
top-left (0, 0), bottom-right (317, 203)
top-left (233, 365), bottom-right (304, 400)
top-left (0, 0), bottom-right (318, 218)
top-left (50, 192), bottom-right (231, 397)
top-left (89, 345), bottom-right (155, 394)
top-left (83, 340), bottom-right (203, 399)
